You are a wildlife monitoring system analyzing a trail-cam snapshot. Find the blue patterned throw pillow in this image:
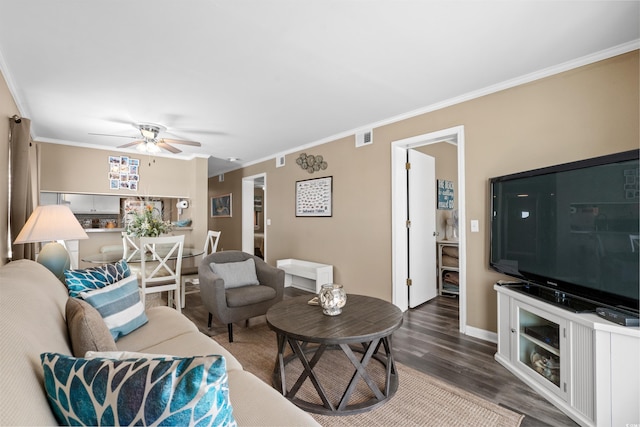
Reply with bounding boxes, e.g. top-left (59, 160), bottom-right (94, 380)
top-left (80, 275), bottom-right (148, 340)
top-left (40, 352), bottom-right (237, 427)
top-left (65, 260), bottom-right (130, 298)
